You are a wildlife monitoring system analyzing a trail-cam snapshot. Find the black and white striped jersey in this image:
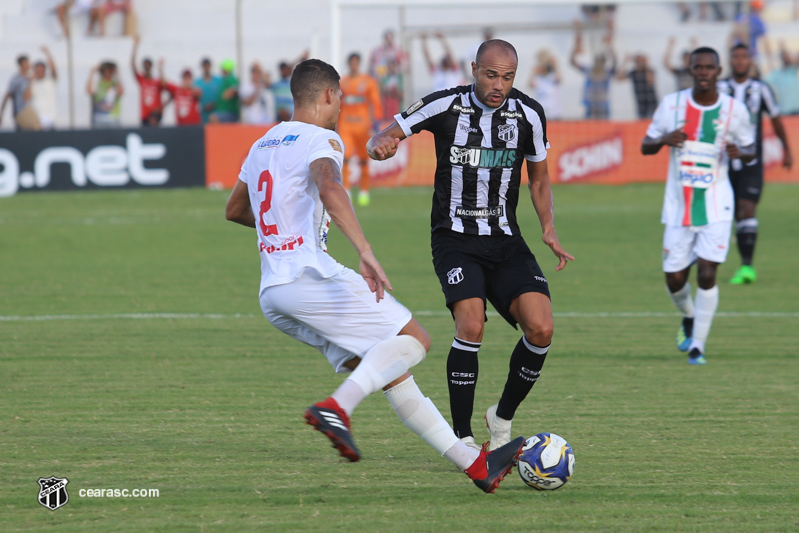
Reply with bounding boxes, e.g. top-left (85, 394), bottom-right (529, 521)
top-left (717, 77), bottom-right (779, 162)
top-left (395, 85), bottom-right (549, 236)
